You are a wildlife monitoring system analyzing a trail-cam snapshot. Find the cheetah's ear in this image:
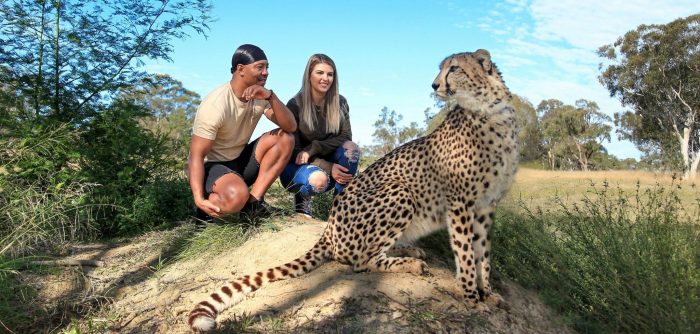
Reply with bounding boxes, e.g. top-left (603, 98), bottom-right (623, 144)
top-left (473, 49), bottom-right (493, 74)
